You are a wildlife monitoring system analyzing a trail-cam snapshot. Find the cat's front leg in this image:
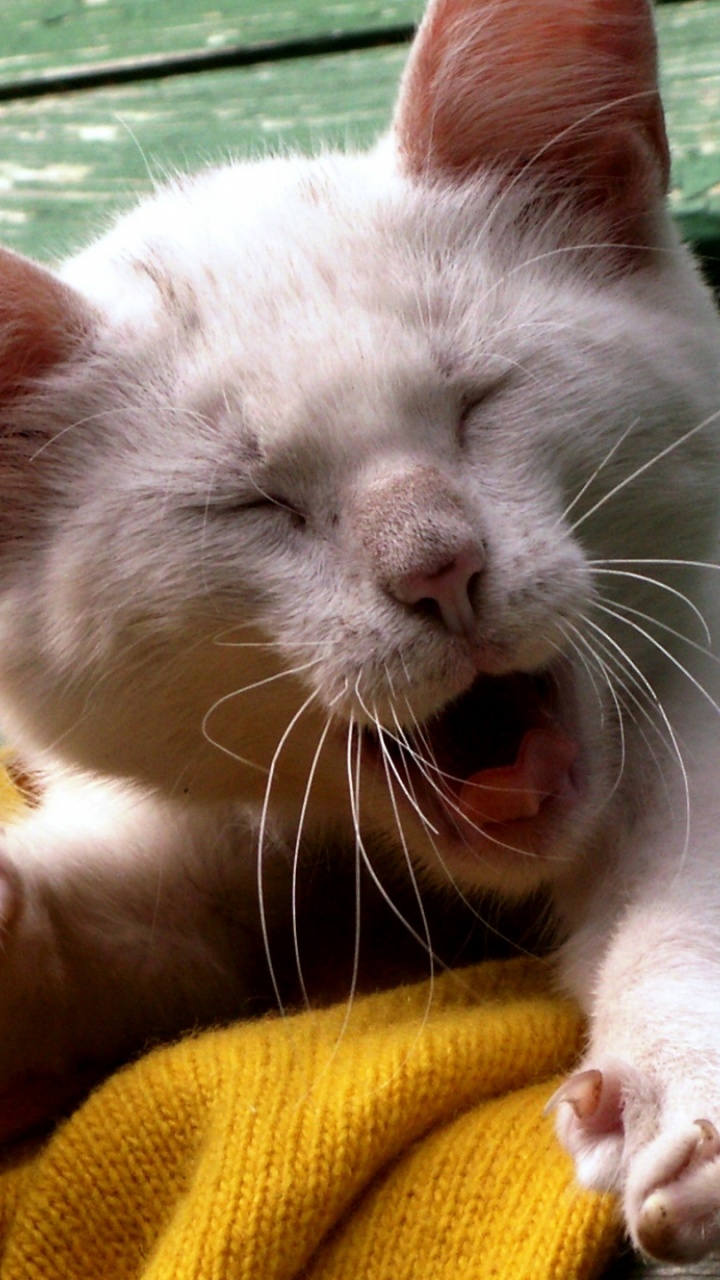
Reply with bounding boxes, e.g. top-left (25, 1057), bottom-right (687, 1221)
top-left (0, 772), bottom-right (262, 1135)
top-left (553, 896), bottom-right (720, 1262)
